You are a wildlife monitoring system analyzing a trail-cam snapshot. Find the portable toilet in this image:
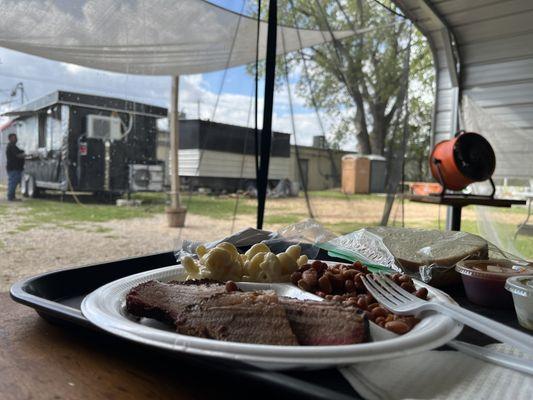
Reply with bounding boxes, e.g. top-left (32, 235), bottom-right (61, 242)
top-left (341, 154), bottom-right (370, 194)
top-left (342, 154), bottom-right (387, 194)
top-left (367, 155), bottom-right (387, 193)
